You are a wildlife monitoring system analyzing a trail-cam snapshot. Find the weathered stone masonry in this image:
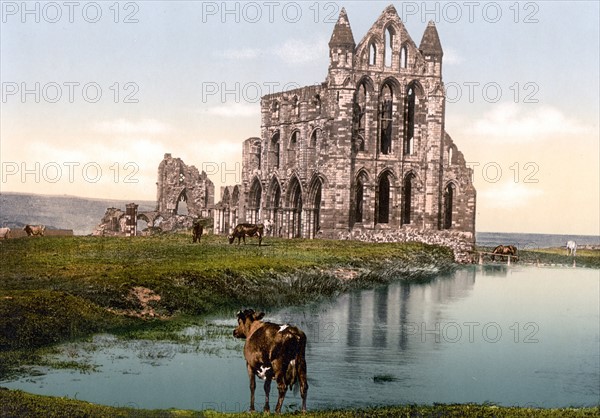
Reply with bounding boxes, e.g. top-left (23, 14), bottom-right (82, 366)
top-left (218, 5), bottom-right (476, 245)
